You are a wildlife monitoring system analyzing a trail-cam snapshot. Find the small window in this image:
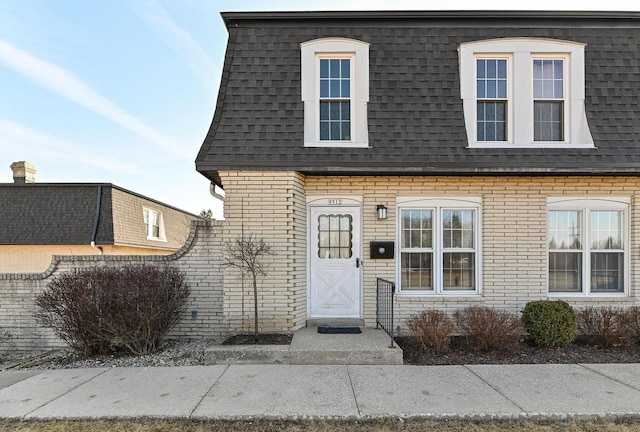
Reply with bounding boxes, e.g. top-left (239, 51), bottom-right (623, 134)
top-left (301, 38), bottom-right (369, 147)
top-left (143, 208), bottom-right (164, 241)
top-left (319, 58), bottom-right (352, 141)
top-left (317, 214), bottom-right (353, 258)
top-left (533, 59), bottom-right (565, 141)
top-left (476, 58), bottom-right (508, 141)
top-left (548, 198), bottom-right (628, 296)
